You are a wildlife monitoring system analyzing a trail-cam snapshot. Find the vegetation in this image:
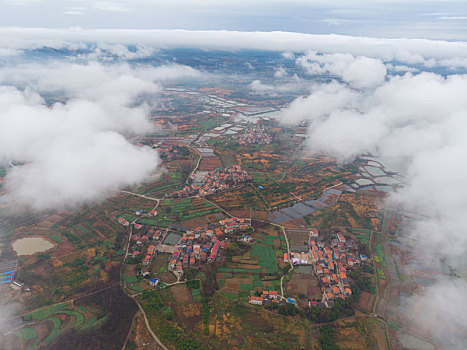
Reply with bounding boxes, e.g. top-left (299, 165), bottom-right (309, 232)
top-left (319, 325), bottom-right (340, 350)
top-left (305, 298), bottom-right (355, 323)
top-left (140, 290), bottom-right (205, 350)
top-left (350, 268), bottom-right (376, 294)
